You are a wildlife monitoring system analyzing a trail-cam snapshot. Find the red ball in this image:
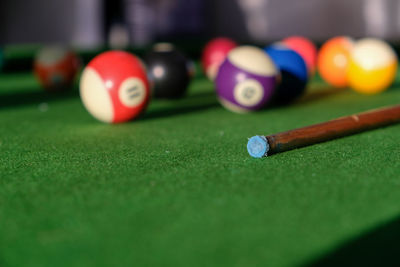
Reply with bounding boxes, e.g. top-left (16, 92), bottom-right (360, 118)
top-left (282, 36), bottom-right (317, 76)
top-left (201, 37), bottom-right (237, 80)
top-left (34, 46), bottom-right (80, 91)
top-left (80, 51), bottom-right (150, 123)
